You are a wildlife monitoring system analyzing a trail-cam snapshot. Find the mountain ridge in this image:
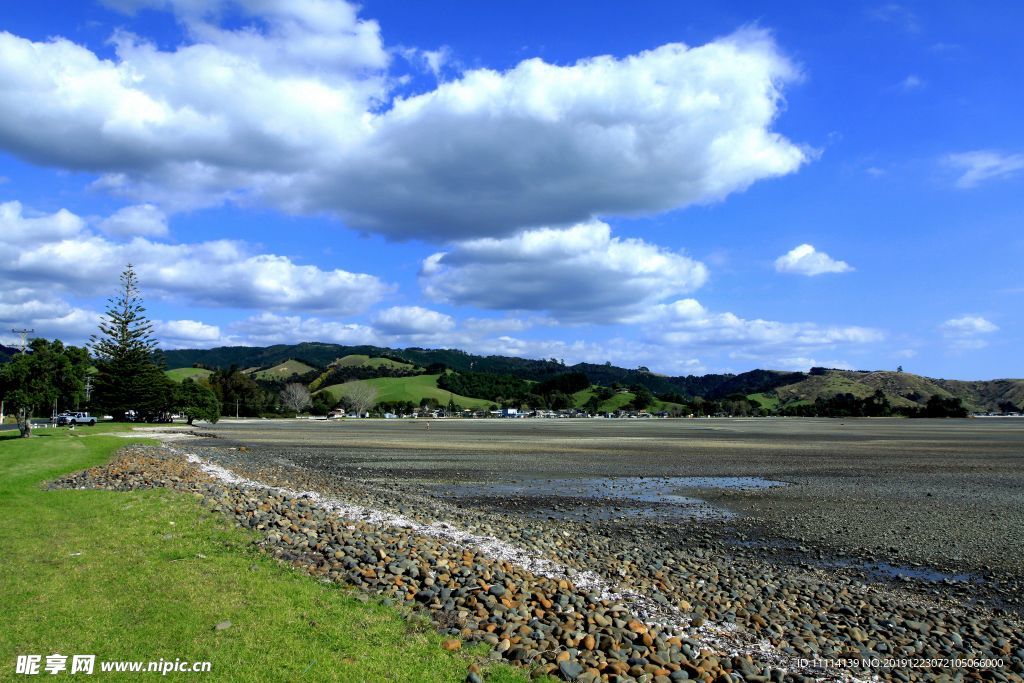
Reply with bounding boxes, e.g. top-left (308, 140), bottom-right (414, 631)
top-left (158, 342), bottom-right (1023, 412)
